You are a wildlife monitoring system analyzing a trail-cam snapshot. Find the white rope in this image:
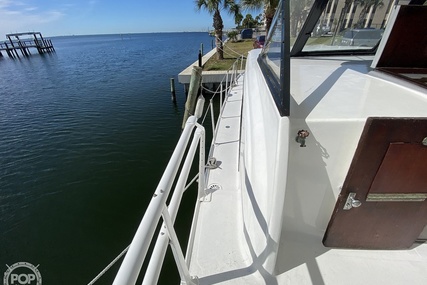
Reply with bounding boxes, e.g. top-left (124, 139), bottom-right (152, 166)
top-left (87, 245), bottom-right (130, 285)
top-left (201, 85), bottom-right (224, 95)
top-left (217, 37), bottom-right (247, 58)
